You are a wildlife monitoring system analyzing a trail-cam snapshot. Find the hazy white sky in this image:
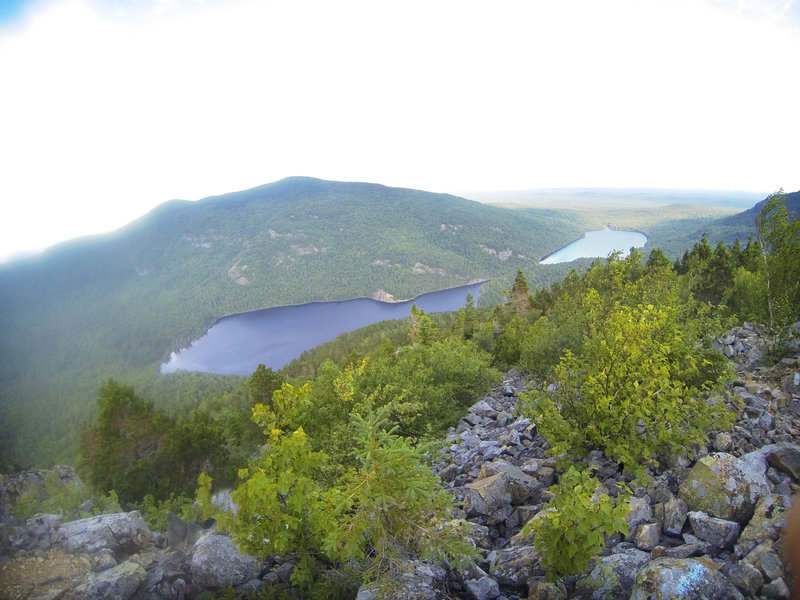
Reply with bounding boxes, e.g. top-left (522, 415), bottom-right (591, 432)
top-left (1, 0), bottom-right (799, 261)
